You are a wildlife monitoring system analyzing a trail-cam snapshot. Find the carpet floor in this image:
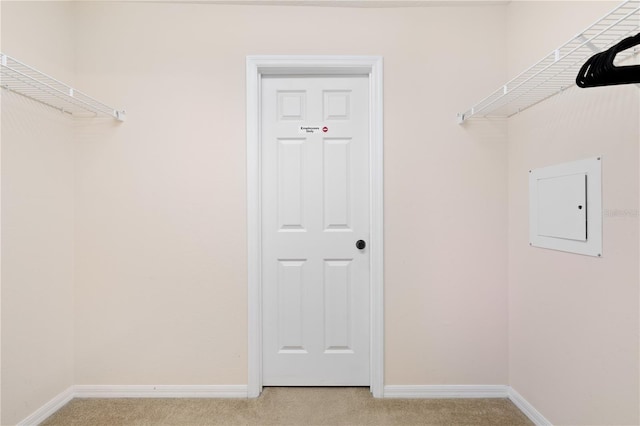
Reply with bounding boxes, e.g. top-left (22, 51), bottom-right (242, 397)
top-left (41, 387), bottom-right (533, 425)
